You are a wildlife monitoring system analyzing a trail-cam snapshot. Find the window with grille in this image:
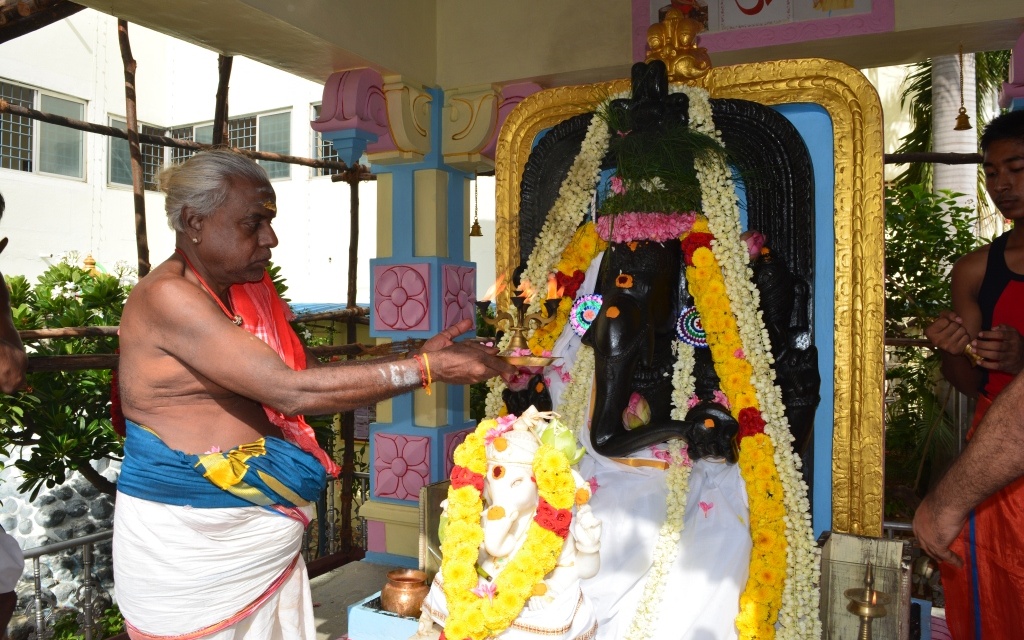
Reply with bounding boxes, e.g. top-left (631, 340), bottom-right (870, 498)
top-left (168, 112), bottom-right (290, 179)
top-left (0, 80), bottom-right (84, 178)
top-left (311, 104), bottom-right (341, 177)
top-left (0, 82), bottom-right (33, 172)
top-left (110, 119), bottom-right (166, 190)
top-left (169, 125), bottom-right (197, 165)
top-left (229, 116), bottom-right (257, 151)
